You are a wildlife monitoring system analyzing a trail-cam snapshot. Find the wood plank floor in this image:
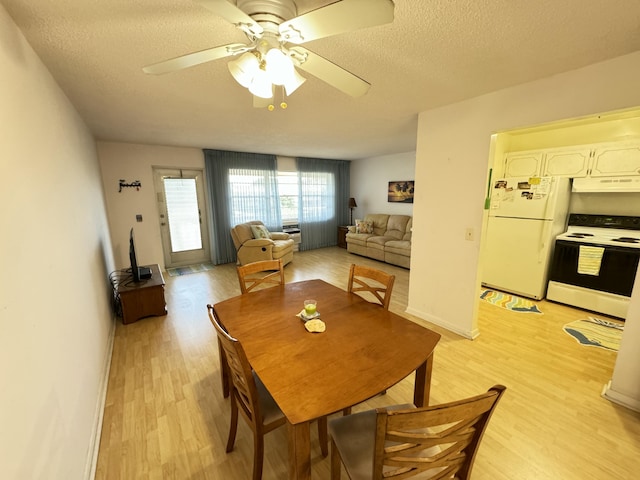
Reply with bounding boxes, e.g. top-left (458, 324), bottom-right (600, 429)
top-left (95, 247), bottom-right (640, 479)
